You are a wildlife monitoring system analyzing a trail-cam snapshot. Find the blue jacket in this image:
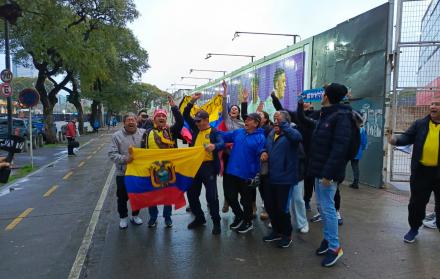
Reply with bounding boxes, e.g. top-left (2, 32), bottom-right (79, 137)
top-left (265, 121), bottom-right (302, 185)
top-left (308, 104), bottom-right (352, 182)
top-left (183, 102), bottom-right (225, 175)
top-left (221, 128), bottom-right (266, 180)
top-left (355, 126), bottom-right (368, 160)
